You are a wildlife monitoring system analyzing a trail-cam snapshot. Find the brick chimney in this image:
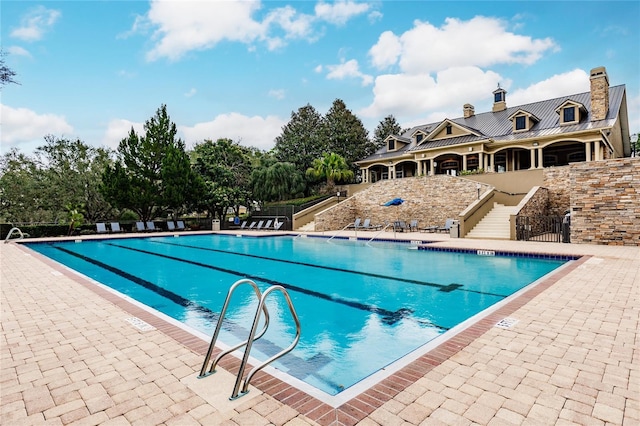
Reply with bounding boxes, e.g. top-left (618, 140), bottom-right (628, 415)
top-left (492, 86), bottom-right (507, 112)
top-left (590, 66), bottom-right (609, 121)
top-left (463, 103), bottom-right (475, 118)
